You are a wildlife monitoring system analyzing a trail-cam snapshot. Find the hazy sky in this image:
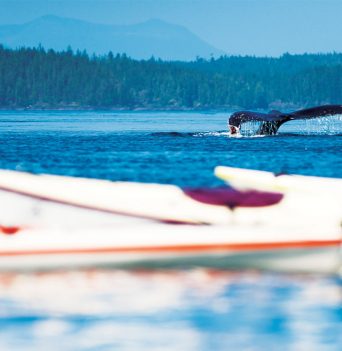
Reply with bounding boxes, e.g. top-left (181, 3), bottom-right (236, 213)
top-left (1, 0), bottom-right (342, 56)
